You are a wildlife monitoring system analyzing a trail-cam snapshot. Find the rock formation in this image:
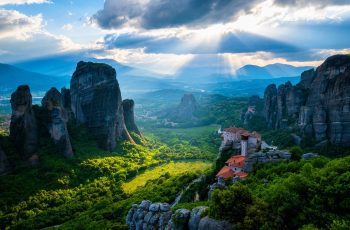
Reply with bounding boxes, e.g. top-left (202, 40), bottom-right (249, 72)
top-left (126, 200), bottom-right (172, 230)
top-left (42, 87), bottom-right (73, 158)
top-left (10, 85), bottom-right (38, 162)
top-left (123, 99), bottom-right (142, 136)
top-left (188, 207), bottom-right (207, 230)
top-left (165, 93), bottom-right (198, 123)
top-left (61, 87), bottom-right (74, 120)
top-left (263, 55), bottom-right (350, 147)
top-left (197, 217), bottom-right (232, 230)
top-left (0, 147), bottom-right (9, 175)
top-left (263, 84), bottom-right (277, 129)
top-left (126, 200), bottom-right (231, 230)
top-left (70, 61), bottom-right (135, 150)
top-left (241, 95), bottom-right (263, 125)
